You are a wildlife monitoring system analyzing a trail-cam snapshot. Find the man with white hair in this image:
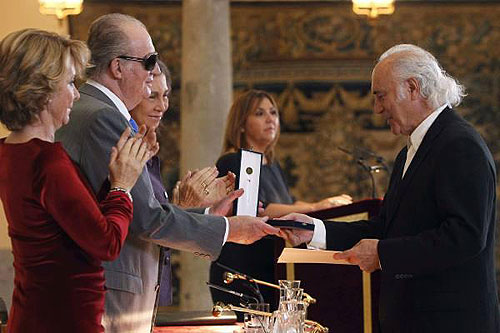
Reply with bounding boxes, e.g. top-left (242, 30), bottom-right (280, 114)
top-left (283, 44), bottom-right (499, 332)
top-left (56, 13), bottom-right (280, 333)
